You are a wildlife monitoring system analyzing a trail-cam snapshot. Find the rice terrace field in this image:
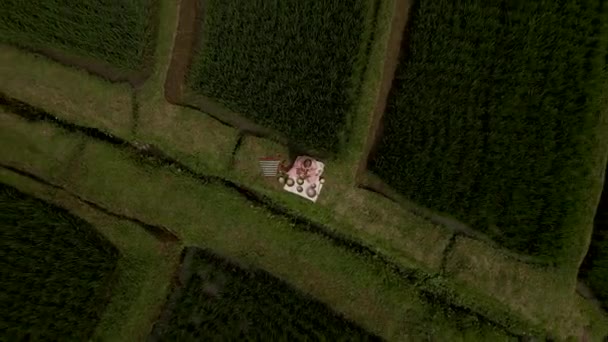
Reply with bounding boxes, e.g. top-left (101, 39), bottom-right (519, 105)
top-left (179, 0), bottom-right (378, 154)
top-left (1, 184), bottom-right (119, 341)
top-left (0, 0), bottom-right (157, 80)
top-left (1, 0), bottom-right (608, 340)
